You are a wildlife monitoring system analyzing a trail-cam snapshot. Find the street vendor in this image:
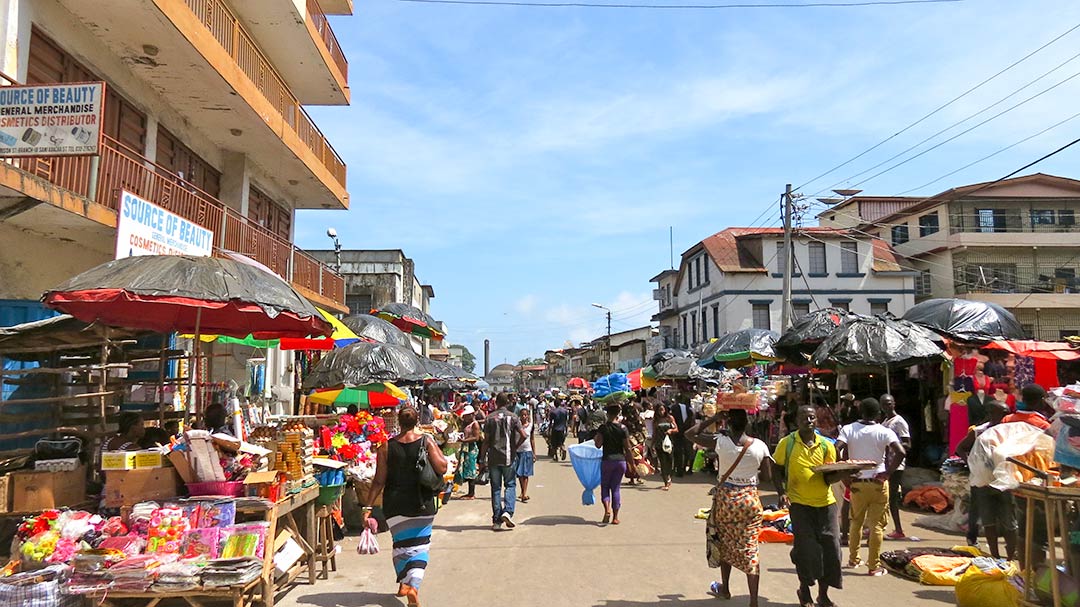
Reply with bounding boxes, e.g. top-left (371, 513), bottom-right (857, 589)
top-left (202, 402), bottom-right (235, 435)
top-left (103, 411), bottom-right (145, 453)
